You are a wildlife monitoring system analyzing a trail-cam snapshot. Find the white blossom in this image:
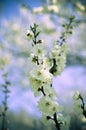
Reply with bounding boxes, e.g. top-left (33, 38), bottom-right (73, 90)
top-left (29, 76), bottom-right (42, 96)
top-left (43, 84), bottom-right (57, 99)
top-left (31, 44), bottom-right (46, 57)
top-left (29, 67), bottom-right (53, 83)
top-left (51, 44), bottom-right (61, 58)
top-left (38, 96), bottom-right (60, 115)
